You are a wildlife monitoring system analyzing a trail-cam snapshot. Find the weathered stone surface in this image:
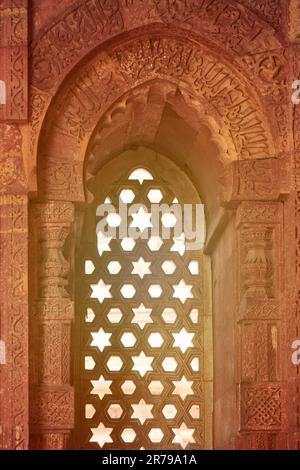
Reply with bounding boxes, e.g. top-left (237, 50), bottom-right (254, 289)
top-left (0, 1), bottom-right (28, 121)
top-left (0, 0), bottom-right (298, 450)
